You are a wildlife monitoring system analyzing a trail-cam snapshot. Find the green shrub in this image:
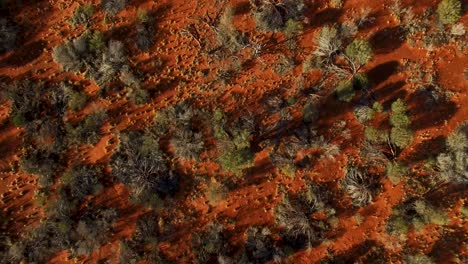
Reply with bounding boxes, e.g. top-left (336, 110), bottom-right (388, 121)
top-left (11, 113), bottom-right (26, 127)
top-left (71, 4), bottom-right (95, 26)
top-left (218, 147), bottom-right (253, 176)
top-left (391, 127), bottom-right (413, 148)
top-left (345, 38), bottom-right (373, 65)
top-left (284, 19), bottom-right (303, 38)
top-left (389, 99), bottom-right (413, 148)
top-left (127, 87), bottom-right (148, 105)
top-left (137, 8), bottom-right (149, 23)
top-left (391, 98), bottom-right (407, 114)
top-left (89, 31), bottom-right (105, 53)
top-left (365, 127), bottom-right (387, 144)
top-left (372, 101), bottom-right (383, 112)
top-left (386, 162), bottom-right (408, 184)
top-left (437, 0), bottom-right (462, 24)
top-left (336, 80), bottom-right (355, 102)
top-left (413, 200), bottom-right (449, 227)
top-left (389, 112), bottom-right (411, 127)
top-left (67, 91), bottom-right (88, 111)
